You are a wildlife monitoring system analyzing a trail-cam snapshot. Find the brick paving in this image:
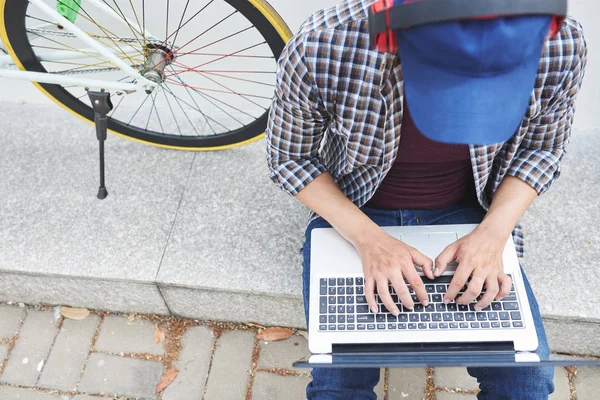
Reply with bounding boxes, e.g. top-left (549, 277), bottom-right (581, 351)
top-left (0, 302), bottom-right (596, 399)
